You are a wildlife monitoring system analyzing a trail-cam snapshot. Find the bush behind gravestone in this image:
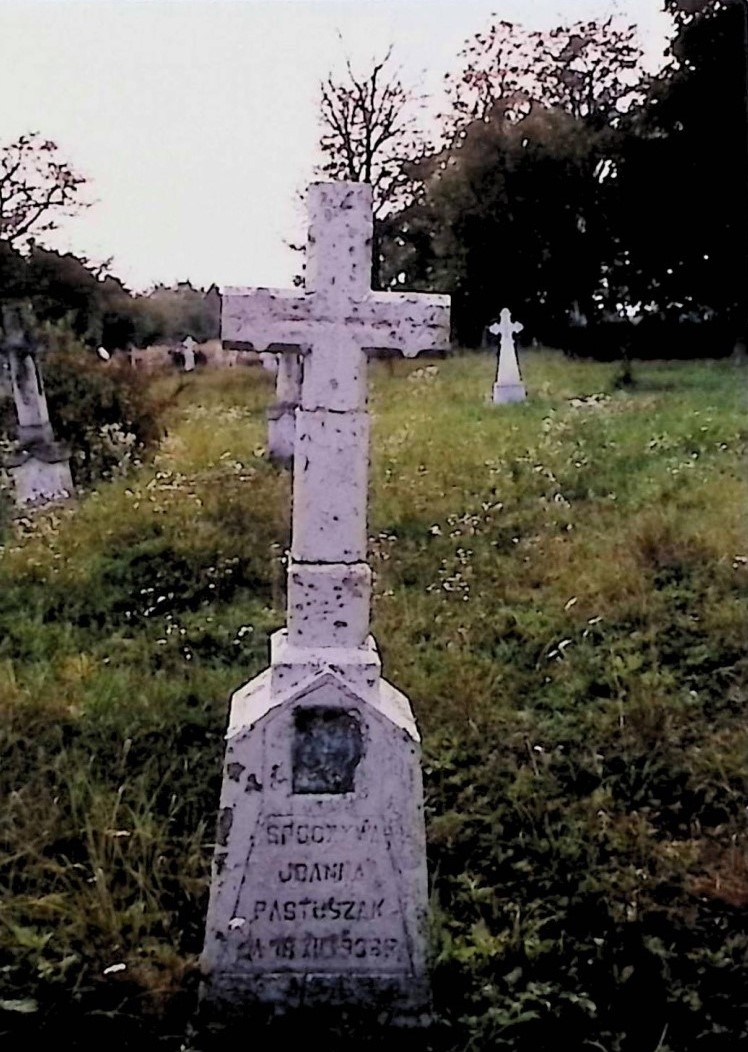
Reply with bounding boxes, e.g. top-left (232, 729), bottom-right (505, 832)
top-left (40, 331), bottom-right (167, 484)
